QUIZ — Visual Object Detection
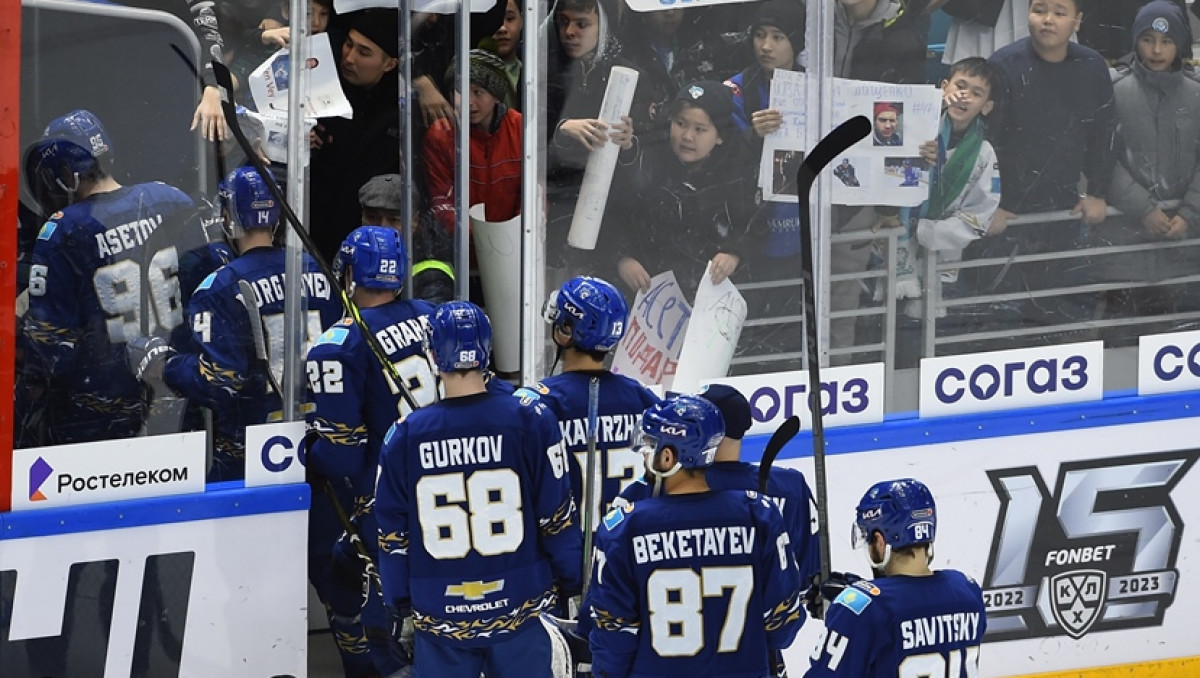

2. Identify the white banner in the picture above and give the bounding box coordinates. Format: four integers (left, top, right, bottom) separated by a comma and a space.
568, 66, 639, 250
778, 417, 1200, 676
611, 271, 691, 387
470, 204, 522, 374
624, 0, 759, 11
0, 504, 308, 677
11, 432, 205, 511
919, 341, 1104, 418
244, 421, 308, 487
1138, 329, 1200, 396
335, 0, 496, 13
702, 363, 885, 436
671, 263, 747, 394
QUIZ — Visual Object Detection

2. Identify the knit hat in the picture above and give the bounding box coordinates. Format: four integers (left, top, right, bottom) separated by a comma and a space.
343, 9, 399, 59
669, 80, 735, 136
875, 102, 899, 117
358, 174, 404, 213
698, 384, 751, 440
752, 0, 805, 51
1132, 0, 1190, 58
446, 46, 513, 103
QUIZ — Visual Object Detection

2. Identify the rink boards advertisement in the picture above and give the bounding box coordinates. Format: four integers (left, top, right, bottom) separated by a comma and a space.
772, 412, 1200, 677
0, 484, 309, 678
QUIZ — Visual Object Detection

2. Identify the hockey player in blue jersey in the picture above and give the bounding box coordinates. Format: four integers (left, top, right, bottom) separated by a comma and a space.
586, 395, 805, 678
804, 478, 986, 678
376, 301, 582, 678
619, 384, 821, 585
20, 109, 203, 444
143, 166, 342, 480
537, 276, 661, 529
305, 225, 435, 676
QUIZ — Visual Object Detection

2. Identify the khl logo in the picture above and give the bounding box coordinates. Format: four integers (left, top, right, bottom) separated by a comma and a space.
29, 457, 53, 501
980, 450, 1196, 641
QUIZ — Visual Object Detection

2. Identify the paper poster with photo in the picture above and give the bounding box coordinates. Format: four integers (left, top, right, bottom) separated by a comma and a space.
611, 271, 692, 387
831, 78, 941, 206
249, 34, 352, 120
759, 69, 808, 202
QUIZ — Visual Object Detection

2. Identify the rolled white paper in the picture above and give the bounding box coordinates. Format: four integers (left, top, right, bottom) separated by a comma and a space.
469, 204, 522, 373
670, 262, 748, 394
567, 66, 640, 250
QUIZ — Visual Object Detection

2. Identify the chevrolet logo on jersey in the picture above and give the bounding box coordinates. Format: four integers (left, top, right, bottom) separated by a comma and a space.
445, 579, 505, 601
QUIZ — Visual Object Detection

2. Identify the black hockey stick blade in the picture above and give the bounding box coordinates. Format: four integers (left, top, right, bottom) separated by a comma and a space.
758, 415, 801, 494
238, 279, 284, 397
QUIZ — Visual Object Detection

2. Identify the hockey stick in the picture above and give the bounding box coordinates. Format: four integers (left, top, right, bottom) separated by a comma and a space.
240, 279, 386, 597
209, 60, 422, 415
580, 376, 600, 598
757, 414, 801, 496
796, 116, 872, 590
757, 413, 800, 678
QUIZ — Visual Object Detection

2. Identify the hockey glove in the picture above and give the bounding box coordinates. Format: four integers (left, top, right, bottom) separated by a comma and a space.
388, 602, 415, 662
804, 571, 863, 620
126, 336, 176, 389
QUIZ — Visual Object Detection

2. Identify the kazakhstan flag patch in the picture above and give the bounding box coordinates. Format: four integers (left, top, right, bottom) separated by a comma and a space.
602, 506, 625, 531
834, 587, 872, 615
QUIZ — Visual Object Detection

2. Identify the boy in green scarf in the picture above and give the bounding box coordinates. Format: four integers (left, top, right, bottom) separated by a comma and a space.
906, 56, 1002, 313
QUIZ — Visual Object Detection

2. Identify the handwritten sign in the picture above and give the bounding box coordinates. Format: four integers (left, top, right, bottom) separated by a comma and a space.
672, 263, 747, 394
611, 271, 691, 387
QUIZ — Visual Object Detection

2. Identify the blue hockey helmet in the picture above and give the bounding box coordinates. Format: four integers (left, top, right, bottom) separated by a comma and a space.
335, 225, 406, 291
636, 395, 724, 471
24, 109, 115, 214
544, 276, 628, 352
427, 301, 492, 373
218, 166, 279, 239
853, 478, 937, 566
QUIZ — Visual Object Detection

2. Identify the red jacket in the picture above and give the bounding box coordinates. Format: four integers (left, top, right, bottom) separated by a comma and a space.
423, 106, 523, 239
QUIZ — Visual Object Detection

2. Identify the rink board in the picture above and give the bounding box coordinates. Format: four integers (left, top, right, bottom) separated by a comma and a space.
0, 482, 310, 678
743, 389, 1200, 677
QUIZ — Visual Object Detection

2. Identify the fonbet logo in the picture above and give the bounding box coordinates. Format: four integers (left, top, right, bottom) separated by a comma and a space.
29, 457, 53, 501
981, 450, 1196, 641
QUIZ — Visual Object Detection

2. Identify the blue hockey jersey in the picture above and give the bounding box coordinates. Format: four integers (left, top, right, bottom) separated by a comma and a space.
537, 370, 661, 524
164, 246, 341, 480
619, 462, 820, 583
587, 490, 804, 678
21, 182, 199, 443
375, 390, 583, 647
306, 299, 436, 526
804, 571, 986, 678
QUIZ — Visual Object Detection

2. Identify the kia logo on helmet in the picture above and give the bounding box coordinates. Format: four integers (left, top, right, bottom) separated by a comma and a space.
563, 301, 586, 319
661, 425, 688, 437
861, 507, 882, 520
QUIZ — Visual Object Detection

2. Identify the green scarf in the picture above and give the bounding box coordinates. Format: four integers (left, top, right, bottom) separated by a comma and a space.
923, 114, 984, 220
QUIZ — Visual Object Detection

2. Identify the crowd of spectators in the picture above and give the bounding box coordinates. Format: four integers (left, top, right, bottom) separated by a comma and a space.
19, 0, 1200, 452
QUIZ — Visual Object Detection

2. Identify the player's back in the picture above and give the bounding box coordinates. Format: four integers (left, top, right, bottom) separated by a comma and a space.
806, 570, 986, 678
590, 490, 803, 678
306, 299, 435, 496
537, 370, 660, 518
23, 182, 195, 442
391, 391, 576, 646
707, 461, 821, 583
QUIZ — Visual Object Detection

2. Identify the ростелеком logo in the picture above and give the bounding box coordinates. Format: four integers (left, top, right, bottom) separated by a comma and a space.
30, 457, 53, 501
